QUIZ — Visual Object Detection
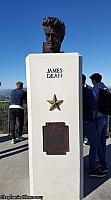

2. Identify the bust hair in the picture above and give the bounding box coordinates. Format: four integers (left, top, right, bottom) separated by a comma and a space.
42, 16, 65, 41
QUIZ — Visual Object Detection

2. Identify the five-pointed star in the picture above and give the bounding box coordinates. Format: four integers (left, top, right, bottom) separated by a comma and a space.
47, 94, 64, 111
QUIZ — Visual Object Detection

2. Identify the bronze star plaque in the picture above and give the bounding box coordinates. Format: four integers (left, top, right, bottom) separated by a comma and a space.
47, 94, 63, 111
43, 122, 69, 155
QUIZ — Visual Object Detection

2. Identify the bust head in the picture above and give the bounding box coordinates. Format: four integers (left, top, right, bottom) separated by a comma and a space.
42, 17, 65, 53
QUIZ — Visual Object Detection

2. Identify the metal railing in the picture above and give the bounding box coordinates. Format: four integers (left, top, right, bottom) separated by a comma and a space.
0, 101, 28, 134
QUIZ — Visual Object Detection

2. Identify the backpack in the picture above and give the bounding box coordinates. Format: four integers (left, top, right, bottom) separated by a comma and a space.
97, 88, 111, 115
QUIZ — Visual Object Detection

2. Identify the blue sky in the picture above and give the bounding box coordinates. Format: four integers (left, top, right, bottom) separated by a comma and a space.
0, 0, 111, 88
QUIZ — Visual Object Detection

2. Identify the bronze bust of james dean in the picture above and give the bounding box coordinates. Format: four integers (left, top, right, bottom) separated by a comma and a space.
42, 17, 65, 53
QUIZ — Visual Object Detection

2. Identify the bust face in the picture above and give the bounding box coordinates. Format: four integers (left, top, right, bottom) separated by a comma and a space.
44, 26, 61, 52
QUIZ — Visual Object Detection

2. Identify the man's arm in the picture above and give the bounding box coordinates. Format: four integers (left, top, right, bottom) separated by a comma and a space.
88, 89, 97, 110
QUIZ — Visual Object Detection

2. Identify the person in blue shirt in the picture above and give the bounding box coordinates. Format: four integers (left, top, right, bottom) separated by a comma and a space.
9, 81, 27, 144
90, 73, 108, 173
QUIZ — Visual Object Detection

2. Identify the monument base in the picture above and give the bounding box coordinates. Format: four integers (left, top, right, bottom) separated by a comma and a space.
26, 52, 83, 200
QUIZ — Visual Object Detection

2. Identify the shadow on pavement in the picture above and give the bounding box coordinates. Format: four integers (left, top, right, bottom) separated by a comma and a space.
0, 143, 28, 159
0, 135, 11, 143
84, 143, 111, 198
0, 135, 28, 143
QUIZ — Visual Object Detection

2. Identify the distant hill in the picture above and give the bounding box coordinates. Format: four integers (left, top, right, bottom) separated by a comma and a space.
108, 87, 111, 92
0, 89, 12, 100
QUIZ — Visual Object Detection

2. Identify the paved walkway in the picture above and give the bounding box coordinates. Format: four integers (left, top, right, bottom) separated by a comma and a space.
0, 134, 111, 199
0, 134, 29, 197
84, 137, 111, 200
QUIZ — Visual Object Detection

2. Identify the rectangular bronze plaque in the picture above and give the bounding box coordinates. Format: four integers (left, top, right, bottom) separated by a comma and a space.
43, 122, 69, 155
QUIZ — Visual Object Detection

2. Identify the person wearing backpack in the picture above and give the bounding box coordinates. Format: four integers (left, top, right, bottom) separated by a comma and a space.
90, 73, 108, 173
83, 74, 105, 177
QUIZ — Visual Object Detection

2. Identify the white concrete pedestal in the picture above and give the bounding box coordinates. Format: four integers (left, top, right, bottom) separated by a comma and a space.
26, 53, 83, 200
